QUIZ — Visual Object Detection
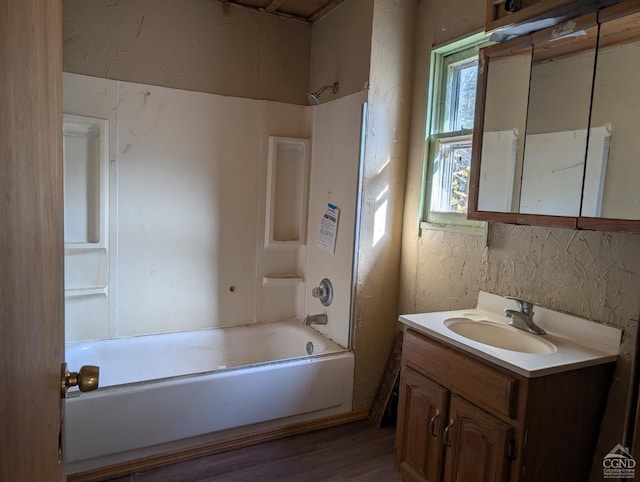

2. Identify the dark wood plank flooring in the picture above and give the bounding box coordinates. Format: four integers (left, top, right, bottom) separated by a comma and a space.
109, 420, 400, 482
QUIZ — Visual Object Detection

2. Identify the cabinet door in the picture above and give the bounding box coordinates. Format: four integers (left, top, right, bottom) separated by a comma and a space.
443, 396, 513, 482
395, 367, 448, 481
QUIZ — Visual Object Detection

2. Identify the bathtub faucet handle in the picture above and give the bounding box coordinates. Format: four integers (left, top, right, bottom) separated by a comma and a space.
312, 278, 333, 306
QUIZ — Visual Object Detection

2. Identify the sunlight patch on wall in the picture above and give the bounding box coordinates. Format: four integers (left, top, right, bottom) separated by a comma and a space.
373, 198, 388, 247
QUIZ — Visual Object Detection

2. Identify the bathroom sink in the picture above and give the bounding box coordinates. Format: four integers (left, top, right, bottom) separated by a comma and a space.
399, 291, 622, 377
444, 317, 556, 354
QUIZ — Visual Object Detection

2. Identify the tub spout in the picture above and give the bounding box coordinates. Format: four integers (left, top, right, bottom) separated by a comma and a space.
304, 314, 328, 326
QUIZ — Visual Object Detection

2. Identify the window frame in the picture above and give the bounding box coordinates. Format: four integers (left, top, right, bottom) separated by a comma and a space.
420, 32, 491, 238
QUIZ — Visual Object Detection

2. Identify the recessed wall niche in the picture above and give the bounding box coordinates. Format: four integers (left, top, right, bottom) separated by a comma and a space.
265, 136, 311, 245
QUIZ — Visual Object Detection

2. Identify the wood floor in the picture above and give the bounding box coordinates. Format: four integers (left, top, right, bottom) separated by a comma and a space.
108, 420, 400, 481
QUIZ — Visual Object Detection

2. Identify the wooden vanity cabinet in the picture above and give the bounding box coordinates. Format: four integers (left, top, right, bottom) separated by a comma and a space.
395, 328, 615, 482
396, 367, 448, 481
443, 395, 513, 482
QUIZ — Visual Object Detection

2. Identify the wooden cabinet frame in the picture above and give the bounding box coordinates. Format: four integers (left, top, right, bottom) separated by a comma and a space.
470, 2, 640, 233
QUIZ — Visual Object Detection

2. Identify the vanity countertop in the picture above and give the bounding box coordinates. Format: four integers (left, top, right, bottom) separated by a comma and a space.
399, 291, 622, 378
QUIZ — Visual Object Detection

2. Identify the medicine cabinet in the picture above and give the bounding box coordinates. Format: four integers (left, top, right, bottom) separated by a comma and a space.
469, 1, 640, 232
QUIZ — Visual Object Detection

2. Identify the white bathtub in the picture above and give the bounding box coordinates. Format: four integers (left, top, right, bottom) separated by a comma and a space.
65, 319, 354, 474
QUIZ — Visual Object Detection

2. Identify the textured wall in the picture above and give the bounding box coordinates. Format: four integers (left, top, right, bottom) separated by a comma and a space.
309, 0, 373, 103
400, 0, 640, 477
486, 224, 640, 478
63, 0, 311, 104
399, 0, 485, 317
352, 0, 417, 411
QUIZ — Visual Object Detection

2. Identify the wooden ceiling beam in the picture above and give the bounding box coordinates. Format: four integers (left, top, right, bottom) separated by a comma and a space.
221, 0, 343, 22
265, 0, 286, 13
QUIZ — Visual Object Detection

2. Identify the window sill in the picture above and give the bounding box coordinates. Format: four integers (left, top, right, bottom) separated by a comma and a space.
420, 219, 488, 242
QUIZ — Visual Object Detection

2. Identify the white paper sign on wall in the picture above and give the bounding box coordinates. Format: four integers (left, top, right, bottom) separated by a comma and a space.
317, 203, 340, 254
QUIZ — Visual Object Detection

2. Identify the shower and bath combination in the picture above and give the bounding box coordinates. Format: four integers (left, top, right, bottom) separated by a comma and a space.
306, 82, 339, 105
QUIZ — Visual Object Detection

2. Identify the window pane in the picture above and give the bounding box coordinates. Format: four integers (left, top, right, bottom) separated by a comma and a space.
422, 33, 489, 234
445, 59, 478, 132
430, 137, 473, 213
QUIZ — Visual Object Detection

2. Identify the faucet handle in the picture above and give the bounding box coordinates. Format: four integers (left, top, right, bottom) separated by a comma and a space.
505, 296, 534, 315
312, 278, 333, 306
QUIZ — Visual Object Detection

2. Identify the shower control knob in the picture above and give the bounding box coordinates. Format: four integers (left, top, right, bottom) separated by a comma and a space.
61, 363, 100, 398
312, 278, 333, 306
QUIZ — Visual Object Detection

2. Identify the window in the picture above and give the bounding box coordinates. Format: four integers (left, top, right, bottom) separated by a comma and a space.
422, 33, 490, 237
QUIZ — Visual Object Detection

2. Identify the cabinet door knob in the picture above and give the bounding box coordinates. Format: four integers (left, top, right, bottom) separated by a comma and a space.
429, 409, 441, 438
443, 418, 455, 448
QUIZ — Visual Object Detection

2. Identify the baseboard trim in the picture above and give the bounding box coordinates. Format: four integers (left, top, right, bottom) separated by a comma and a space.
67, 410, 369, 482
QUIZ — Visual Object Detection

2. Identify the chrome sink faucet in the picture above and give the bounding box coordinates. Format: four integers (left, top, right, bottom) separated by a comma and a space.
304, 314, 328, 326
504, 296, 546, 335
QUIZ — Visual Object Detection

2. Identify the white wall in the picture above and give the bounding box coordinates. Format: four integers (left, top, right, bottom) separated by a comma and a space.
63, 72, 360, 347
63, 74, 118, 340
63, 72, 317, 340
115, 81, 264, 336
305, 91, 368, 348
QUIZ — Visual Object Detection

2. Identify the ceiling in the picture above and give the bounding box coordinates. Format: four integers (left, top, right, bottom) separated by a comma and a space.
221, 0, 345, 22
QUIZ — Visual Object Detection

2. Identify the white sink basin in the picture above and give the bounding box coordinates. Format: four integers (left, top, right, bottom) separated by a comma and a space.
444, 317, 557, 354
399, 291, 622, 377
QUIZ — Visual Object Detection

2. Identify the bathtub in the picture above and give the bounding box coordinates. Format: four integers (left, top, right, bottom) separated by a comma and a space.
65, 319, 354, 474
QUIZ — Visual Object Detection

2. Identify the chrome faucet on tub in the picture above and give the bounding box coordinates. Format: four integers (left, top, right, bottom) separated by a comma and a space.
504, 296, 546, 335
304, 314, 328, 326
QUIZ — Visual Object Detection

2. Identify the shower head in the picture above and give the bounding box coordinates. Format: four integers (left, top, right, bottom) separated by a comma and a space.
306, 82, 339, 105
307, 93, 321, 105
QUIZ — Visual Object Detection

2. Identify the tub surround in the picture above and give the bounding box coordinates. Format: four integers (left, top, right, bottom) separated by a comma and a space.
400, 291, 622, 378
61, 0, 412, 454
62, 70, 364, 475
63, 72, 309, 341
63, 72, 360, 349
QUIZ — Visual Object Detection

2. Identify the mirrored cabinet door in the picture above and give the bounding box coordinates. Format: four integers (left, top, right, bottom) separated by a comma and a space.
475, 39, 532, 214
581, 7, 640, 222
519, 14, 599, 218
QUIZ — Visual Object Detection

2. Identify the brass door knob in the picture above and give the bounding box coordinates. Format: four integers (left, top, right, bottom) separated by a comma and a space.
61, 363, 99, 398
